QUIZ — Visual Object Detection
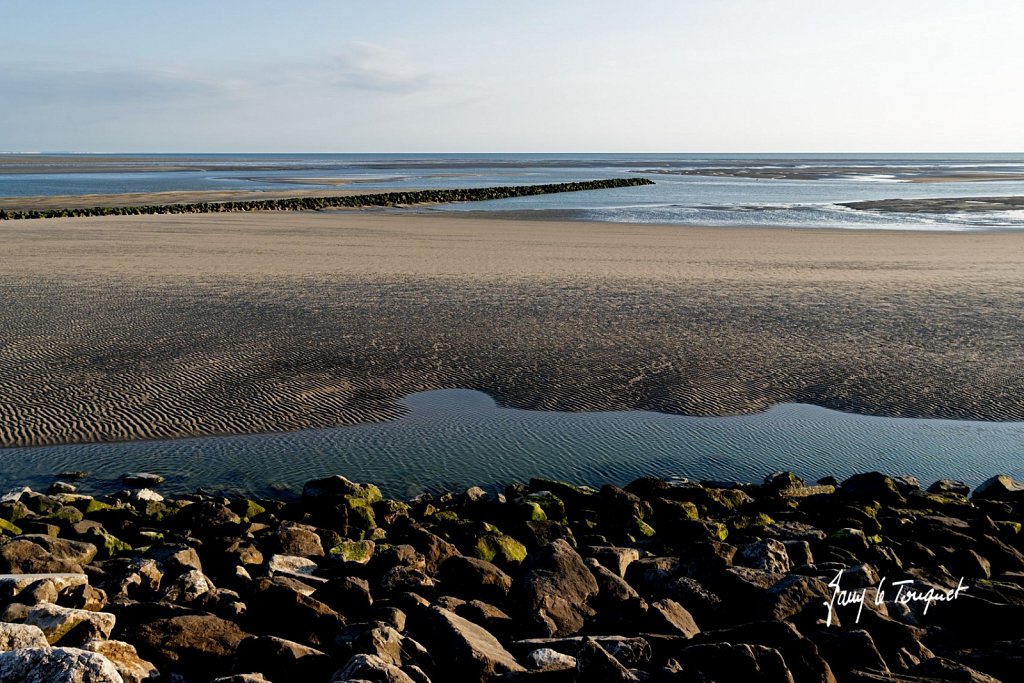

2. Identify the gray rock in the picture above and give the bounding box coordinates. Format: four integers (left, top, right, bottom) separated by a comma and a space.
268, 554, 326, 584
0, 536, 97, 574
122, 473, 165, 488
438, 555, 513, 603
11, 579, 58, 606
973, 474, 1024, 501
737, 539, 792, 574
162, 569, 215, 604
927, 479, 970, 496
584, 546, 640, 578
24, 603, 116, 645
345, 626, 404, 667
0, 623, 49, 651
422, 606, 524, 681
0, 646, 124, 683
133, 614, 249, 679
0, 573, 88, 597
782, 541, 814, 567
648, 599, 701, 637
403, 527, 461, 575
525, 647, 576, 671
330, 653, 415, 683
511, 637, 652, 666
765, 575, 832, 622
511, 540, 598, 637
275, 522, 325, 558
210, 676, 272, 683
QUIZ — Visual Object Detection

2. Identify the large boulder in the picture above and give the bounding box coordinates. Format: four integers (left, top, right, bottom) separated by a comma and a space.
24, 603, 116, 645
0, 647, 124, 683
972, 475, 1024, 502
0, 537, 96, 573
236, 635, 334, 682
274, 522, 325, 558
419, 606, 524, 682
132, 614, 249, 679
439, 555, 513, 603
510, 540, 598, 637
246, 578, 345, 647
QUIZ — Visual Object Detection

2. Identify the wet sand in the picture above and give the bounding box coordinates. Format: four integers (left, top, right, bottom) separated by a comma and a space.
1, 211, 1023, 447
842, 196, 1024, 213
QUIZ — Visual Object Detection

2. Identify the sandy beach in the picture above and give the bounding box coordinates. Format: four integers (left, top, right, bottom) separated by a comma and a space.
2, 210, 1023, 447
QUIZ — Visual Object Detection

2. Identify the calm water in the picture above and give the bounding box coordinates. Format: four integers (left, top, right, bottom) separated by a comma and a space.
3, 153, 1024, 230
2, 390, 1021, 499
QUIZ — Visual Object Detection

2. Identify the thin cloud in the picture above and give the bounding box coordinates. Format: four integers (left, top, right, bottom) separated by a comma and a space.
1, 62, 239, 104
328, 43, 439, 94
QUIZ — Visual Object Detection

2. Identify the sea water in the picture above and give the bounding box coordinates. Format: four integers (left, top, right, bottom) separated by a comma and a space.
3, 153, 1024, 230
2, 389, 1022, 499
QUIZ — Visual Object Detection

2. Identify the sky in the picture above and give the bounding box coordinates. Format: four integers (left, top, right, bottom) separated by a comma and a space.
2, 1, 1022, 153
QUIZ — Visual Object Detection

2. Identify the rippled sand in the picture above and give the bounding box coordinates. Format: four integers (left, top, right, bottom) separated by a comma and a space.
1, 211, 1022, 447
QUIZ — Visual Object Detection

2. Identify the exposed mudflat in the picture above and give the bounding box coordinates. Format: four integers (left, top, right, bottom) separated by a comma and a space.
1, 212, 1023, 447
841, 195, 1024, 213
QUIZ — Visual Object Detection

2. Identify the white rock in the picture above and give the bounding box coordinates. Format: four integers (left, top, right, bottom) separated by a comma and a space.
162, 569, 214, 604
0, 623, 49, 652
267, 554, 326, 585
0, 646, 124, 682
526, 647, 577, 670
127, 489, 164, 503
0, 488, 30, 503
0, 573, 88, 596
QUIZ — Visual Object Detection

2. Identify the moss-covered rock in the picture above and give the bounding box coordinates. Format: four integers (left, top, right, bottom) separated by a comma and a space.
996, 520, 1022, 536
0, 518, 23, 535
730, 513, 776, 531
0, 500, 31, 523
230, 499, 267, 521
473, 532, 527, 564
75, 499, 113, 515
329, 539, 375, 564
527, 478, 598, 510
374, 499, 410, 525
524, 491, 566, 520
41, 506, 85, 526
518, 501, 547, 522
631, 517, 656, 538
705, 488, 754, 513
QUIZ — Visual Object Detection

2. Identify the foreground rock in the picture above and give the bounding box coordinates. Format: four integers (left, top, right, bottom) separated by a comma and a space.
0, 646, 123, 682
0, 470, 1020, 681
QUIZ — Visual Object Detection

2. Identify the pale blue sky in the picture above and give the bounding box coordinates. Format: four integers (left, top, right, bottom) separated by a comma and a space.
2, 1, 1021, 152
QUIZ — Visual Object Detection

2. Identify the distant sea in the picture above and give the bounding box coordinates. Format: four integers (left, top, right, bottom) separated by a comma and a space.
3, 153, 1024, 230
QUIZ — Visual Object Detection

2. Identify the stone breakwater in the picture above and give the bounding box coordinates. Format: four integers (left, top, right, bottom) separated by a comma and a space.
1, 471, 1023, 682
0, 178, 654, 220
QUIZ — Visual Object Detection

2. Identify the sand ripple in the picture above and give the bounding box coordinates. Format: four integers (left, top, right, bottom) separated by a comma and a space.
1, 275, 1023, 448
